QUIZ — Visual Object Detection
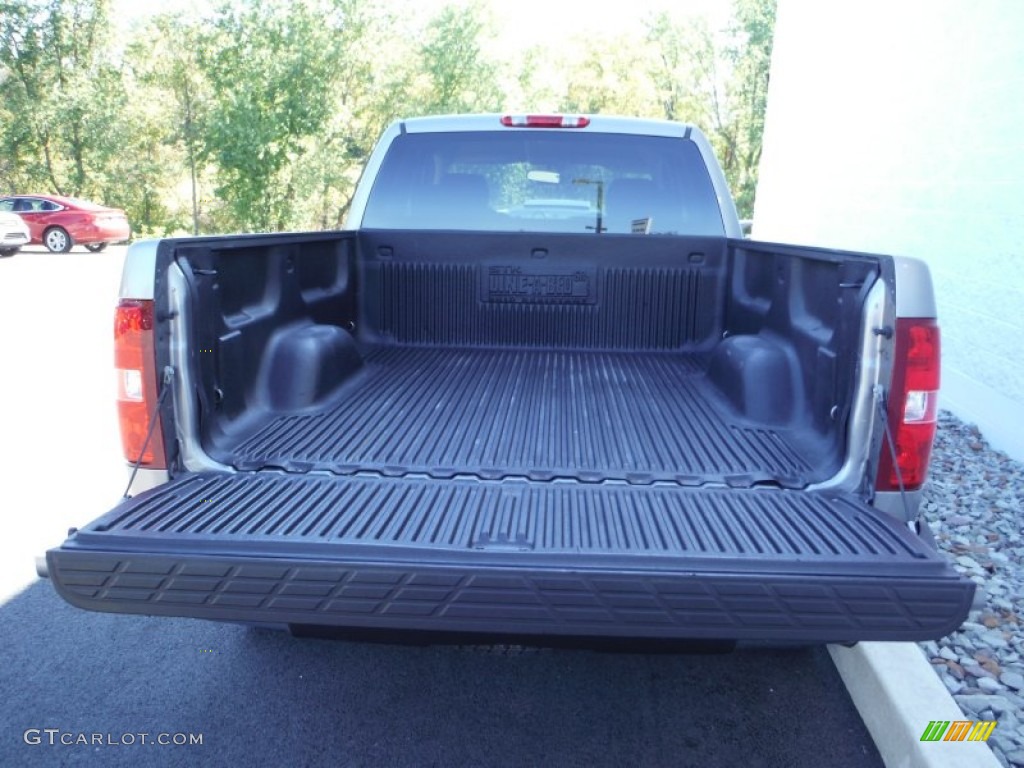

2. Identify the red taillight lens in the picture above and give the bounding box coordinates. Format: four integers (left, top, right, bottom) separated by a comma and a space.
877, 318, 940, 491
500, 114, 590, 128
115, 299, 166, 468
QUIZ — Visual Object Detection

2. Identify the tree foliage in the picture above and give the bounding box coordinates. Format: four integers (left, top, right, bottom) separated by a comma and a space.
723, 0, 777, 217
0, 0, 776, 232
638, 1, 777, 218
197, 0, 350, 232
415, 3, 501, 115
0, 0, 125, 198
124, 13, 211, 234
562, 34, 660, 117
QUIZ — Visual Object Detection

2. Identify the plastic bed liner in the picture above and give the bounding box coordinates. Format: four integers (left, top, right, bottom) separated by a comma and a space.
214, 346, 821, 488
48, 473, 975, 642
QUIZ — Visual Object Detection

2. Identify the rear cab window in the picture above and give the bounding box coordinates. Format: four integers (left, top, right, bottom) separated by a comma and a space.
362, 131, 725, 236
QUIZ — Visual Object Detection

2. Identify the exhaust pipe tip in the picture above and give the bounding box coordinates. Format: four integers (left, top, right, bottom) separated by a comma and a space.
35, 556, 49, 580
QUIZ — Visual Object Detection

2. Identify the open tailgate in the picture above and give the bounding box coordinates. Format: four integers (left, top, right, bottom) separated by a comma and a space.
48, 472, 974, 643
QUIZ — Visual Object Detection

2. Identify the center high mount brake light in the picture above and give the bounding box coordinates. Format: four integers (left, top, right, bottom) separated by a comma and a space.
500, 115, 590, 128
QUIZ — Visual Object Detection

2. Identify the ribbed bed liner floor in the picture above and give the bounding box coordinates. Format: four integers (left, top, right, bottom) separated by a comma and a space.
220, 347, 821, 487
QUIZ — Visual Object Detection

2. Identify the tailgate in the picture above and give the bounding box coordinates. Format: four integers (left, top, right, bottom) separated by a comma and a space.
48, 473, 974, 642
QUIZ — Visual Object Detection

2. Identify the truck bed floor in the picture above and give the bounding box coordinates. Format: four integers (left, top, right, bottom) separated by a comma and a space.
217, 347, 822, 487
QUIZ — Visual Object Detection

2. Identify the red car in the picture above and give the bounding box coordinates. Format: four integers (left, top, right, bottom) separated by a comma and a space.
0, 194, 131, 252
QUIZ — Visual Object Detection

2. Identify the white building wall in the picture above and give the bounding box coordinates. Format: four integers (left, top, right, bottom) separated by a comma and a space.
753, 0, 1024, 460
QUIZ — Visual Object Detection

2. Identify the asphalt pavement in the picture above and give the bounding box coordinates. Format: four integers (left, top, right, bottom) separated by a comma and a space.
0, 245, 884, 767
1, 580, 883, 768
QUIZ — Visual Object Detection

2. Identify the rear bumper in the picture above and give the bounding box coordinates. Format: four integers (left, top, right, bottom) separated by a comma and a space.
1, 231, 29, 247
76, 221, 130, 243
48, 547, 974, 644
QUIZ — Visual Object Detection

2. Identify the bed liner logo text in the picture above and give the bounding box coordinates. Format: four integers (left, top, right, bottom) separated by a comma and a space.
920, 720, 996, 742
485, 266, 595, 304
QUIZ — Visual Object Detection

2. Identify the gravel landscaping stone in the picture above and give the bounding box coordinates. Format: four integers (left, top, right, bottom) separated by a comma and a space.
918, 412, 1024, 767
1004, 672, 1024, 691
981, 677, 1007, 694
992, 732, 1019, 757
943, 676, 964, 695
958, 694, 1015, 715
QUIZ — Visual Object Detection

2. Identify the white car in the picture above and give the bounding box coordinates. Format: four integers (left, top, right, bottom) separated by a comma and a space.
0, 211, 31, 256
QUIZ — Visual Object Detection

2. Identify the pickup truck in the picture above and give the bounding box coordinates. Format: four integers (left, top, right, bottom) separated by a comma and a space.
44, 114, 974, 645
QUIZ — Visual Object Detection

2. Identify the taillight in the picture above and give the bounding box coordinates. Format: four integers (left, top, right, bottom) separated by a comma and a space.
115, 299, 166, 468
876, 318, 940, 491
500, 114, 590, 128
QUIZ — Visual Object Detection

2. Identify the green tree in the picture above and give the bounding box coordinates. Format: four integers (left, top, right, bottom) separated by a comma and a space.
512, 45, 561, 112
123, 13, 212, 234
640, 2, 777, 218
560, 35, 661, 117
289, 0, 402, 229
415, 3, 501, 115
722, 0, 776, 218
644, 12, 715, 124
0, 0, 125, 198
642, 12, 735, 180
198, 0, 349, 232
97, 78, 177, 235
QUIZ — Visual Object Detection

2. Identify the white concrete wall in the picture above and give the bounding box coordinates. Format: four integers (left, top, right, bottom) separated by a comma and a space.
753, 0, 1024, 460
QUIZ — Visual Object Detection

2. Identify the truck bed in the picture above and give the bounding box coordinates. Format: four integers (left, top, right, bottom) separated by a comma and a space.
217, 346, 818, 487
184, 231, 874, 490
44, 231, 975, 644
